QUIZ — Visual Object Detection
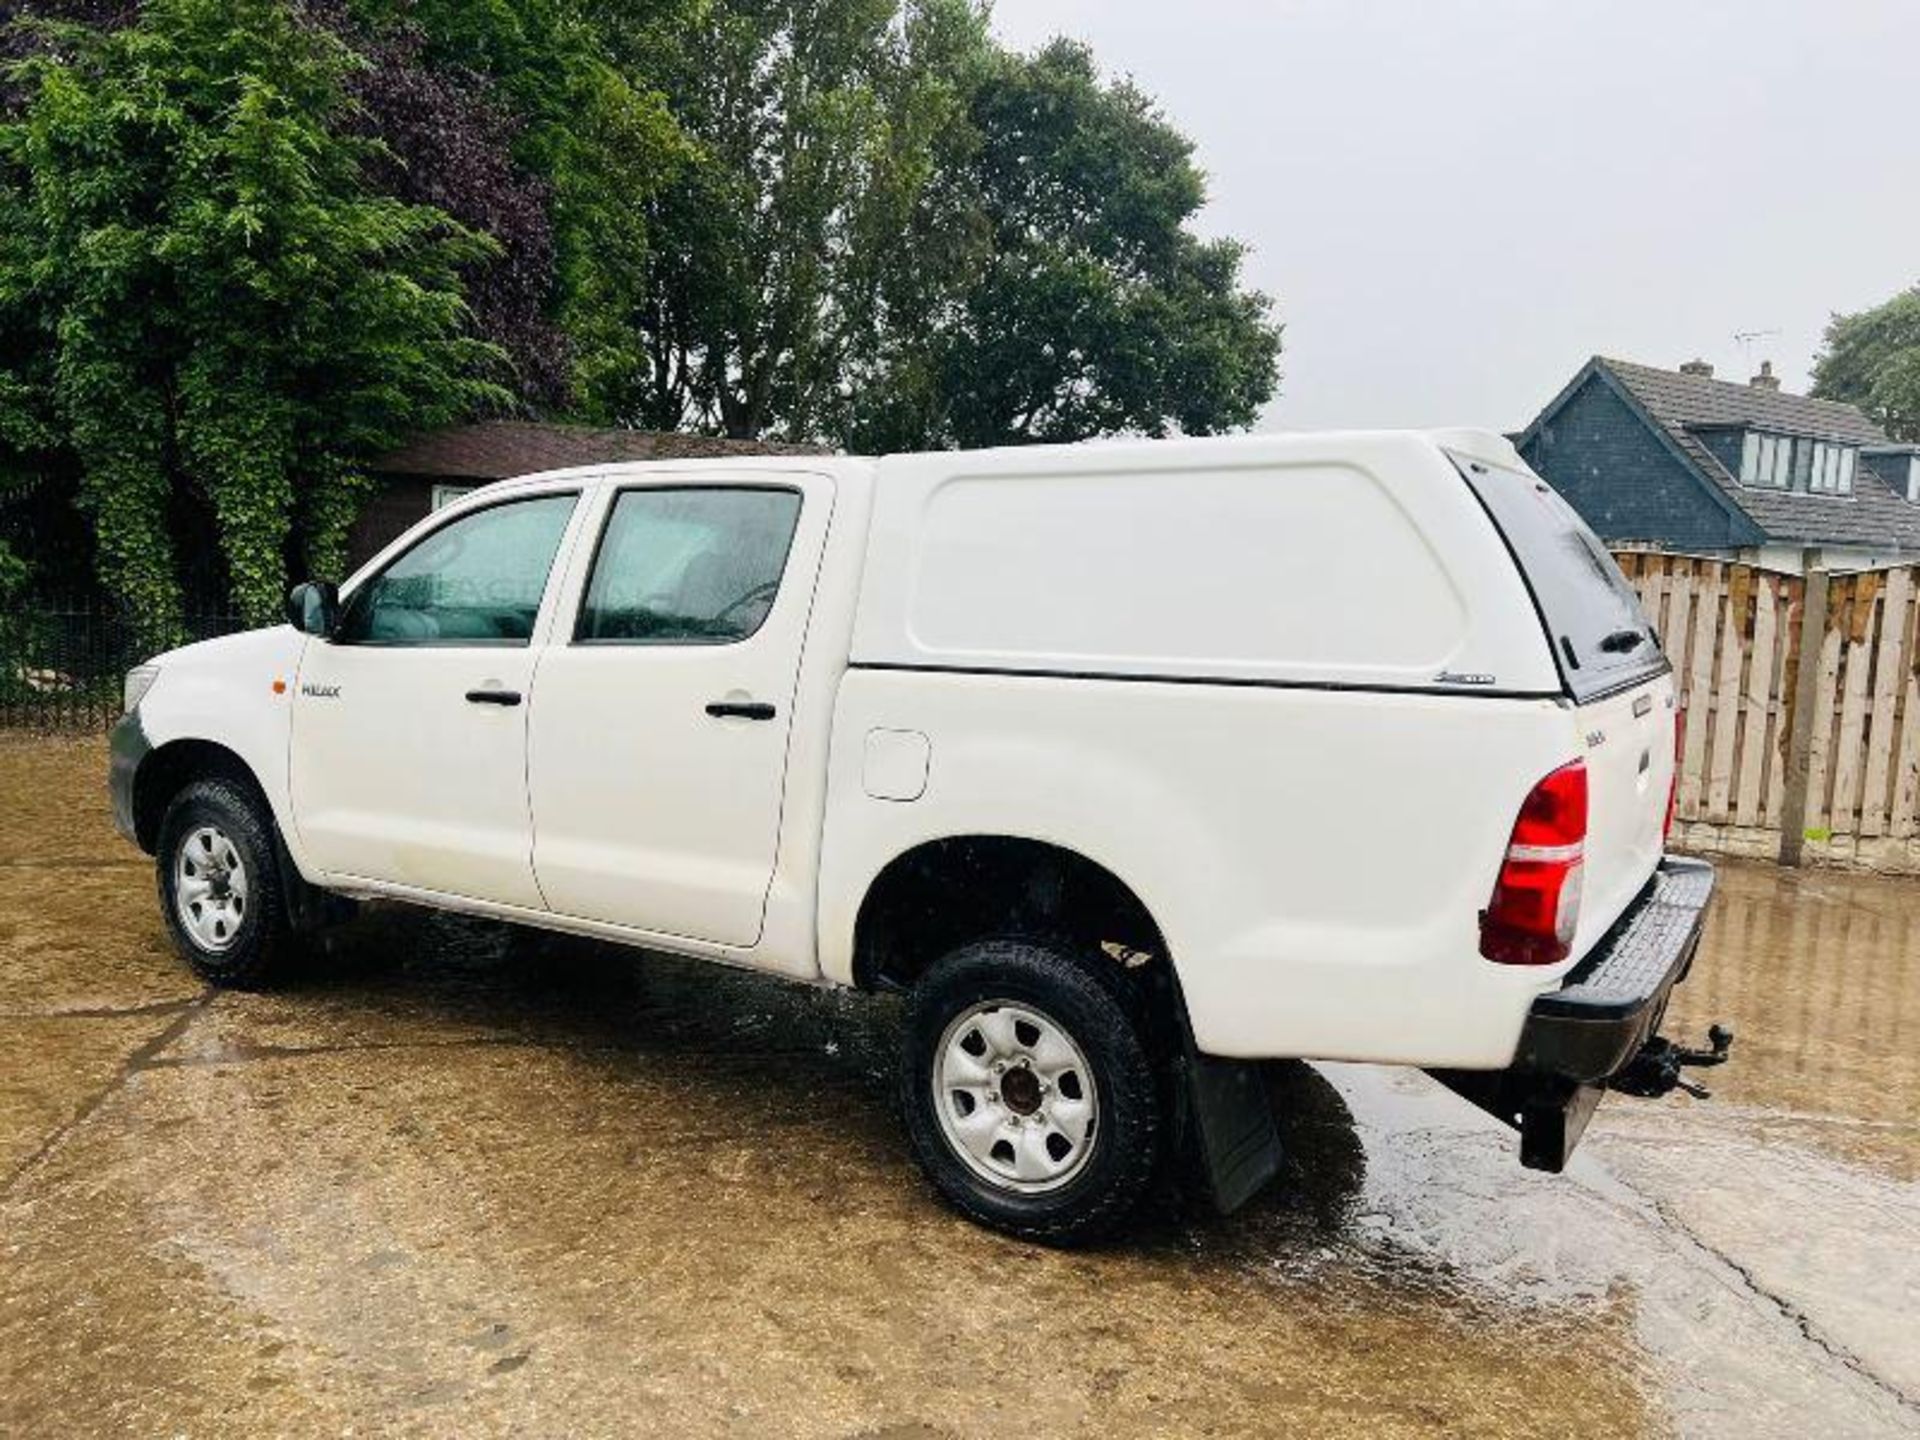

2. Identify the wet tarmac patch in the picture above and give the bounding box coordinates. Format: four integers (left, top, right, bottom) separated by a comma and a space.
1, 736, 1916, 1436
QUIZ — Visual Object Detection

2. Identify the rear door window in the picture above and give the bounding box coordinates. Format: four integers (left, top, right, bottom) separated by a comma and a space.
1455, 457, 1665, 701
575, 487, 803, 645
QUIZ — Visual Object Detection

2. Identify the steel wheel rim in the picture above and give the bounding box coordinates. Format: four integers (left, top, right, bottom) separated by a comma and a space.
173, 823, 248, 954
933, 1000, 1100, 1195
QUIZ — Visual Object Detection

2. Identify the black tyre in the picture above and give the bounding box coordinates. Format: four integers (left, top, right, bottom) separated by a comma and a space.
156, 777, 293, 988
901, 937, 1164, 1245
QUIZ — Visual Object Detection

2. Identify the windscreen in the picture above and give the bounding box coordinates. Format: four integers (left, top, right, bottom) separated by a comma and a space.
1454, 456, 1666, 701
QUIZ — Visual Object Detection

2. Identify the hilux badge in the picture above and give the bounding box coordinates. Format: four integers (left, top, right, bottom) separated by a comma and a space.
300, 683, 341, 699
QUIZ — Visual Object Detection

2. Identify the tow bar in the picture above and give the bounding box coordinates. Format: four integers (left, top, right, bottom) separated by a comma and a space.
1609, 1024, 1735, 1100
1432, 1023, 1736, 1172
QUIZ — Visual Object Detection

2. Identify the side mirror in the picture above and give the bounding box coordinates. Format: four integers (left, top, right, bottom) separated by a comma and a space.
286, 581, 340, 637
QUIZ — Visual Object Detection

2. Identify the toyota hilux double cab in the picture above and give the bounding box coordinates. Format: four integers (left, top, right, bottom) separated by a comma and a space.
110, 430, 1729, 1243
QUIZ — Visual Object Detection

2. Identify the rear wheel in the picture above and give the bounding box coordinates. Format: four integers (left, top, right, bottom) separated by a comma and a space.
156, 778, 292, 987
901, 937, 1163, 1245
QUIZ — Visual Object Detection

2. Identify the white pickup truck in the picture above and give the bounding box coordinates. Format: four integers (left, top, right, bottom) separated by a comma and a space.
110, 430, 1728, 1242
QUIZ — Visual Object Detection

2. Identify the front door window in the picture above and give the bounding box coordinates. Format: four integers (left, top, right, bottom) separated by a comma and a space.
336, 493, 577, 645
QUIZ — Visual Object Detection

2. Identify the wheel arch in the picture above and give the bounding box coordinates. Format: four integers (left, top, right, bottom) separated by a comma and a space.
132, 738, 270, 853
850, 834, 1179, 1004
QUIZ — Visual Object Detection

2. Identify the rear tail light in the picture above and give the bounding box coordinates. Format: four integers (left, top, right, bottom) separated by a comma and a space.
1480, 760, 1588, 966
1664, 707, 1684, 846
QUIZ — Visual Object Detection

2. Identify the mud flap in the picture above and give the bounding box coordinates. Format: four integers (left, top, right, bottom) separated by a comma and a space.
1430, 1069, 1604, 1173
273, 828, 355, 933
1518, 1080, 1604, 1173
1183, 1048, 1283, 1214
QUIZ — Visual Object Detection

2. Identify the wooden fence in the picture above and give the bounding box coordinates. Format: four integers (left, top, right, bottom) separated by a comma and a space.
1615, 553, 1920, 874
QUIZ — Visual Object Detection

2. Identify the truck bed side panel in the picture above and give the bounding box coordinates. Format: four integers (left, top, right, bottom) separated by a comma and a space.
819, 669, 1583, 1069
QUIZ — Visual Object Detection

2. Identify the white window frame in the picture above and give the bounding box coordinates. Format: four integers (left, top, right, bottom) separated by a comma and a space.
430, 483, 477, 511
1740, 431, 1792, 489
1806, 442, 1856, 496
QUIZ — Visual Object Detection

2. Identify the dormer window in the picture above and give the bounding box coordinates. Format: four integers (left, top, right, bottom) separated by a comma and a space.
1874, 450, 1918, 502
1862, 447, 1920, 503
1734, 432, 1857, 494
1739, 431, 1793, 488
1806, 441, 1856, 495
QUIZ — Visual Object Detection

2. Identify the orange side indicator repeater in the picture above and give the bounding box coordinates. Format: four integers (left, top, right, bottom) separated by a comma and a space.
271, 678, 287, 695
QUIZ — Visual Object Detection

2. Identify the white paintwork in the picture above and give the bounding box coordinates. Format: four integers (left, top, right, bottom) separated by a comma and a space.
288, 479, 594, 908
817, 671, 1607, 1065
125, 429, 1672, 1071
1572, 674, 1677, 949
854, 433, 1558, 694
525, 468, 837, 948
290, 645, 545, 908
861, 729, 930, 802
127, 623, 310, 859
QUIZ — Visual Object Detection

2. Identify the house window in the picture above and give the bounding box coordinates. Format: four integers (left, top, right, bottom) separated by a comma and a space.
1739, 431, 1792, 488
1806, 443, 1856, 496
430, 483, 476, 511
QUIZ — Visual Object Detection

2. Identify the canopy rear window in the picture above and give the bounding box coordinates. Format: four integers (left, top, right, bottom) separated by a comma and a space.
1454, 456, 1666, 702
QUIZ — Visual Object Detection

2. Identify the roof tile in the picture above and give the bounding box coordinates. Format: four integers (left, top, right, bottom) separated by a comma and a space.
1598, 358, 1920, 553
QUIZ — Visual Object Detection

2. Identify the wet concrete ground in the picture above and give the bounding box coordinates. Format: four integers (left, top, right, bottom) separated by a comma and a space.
1, 734, 1916, 1438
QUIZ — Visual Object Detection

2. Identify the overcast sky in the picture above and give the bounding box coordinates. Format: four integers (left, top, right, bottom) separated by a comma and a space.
987, 1, 1920, 435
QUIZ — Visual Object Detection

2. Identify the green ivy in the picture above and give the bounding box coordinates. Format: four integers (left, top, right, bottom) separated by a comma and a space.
0, 0, 506, 644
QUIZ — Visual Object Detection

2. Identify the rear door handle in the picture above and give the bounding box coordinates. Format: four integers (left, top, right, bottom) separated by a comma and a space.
465, 689, 522, 707
705, 701, 776, 721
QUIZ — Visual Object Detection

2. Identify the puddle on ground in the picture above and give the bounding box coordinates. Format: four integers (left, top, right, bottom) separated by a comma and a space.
2, 737, 1916, 1435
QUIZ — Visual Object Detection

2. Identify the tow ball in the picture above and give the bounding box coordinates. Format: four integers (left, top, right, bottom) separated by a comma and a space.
1609, 1024, 1734, 1100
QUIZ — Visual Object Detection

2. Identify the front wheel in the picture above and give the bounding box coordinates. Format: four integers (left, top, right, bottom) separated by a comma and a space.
900, 937, 1164, 1245
156, 778, 293, 987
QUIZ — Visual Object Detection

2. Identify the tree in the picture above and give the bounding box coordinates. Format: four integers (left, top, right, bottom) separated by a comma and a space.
637, 12, 1279, 449
1, 0, 1284, 639
319, 2, 571, 409
348, 0, 695, 421
0, 0, 504, 642
635, 0, 994, 440
1812, 284, 1920, 443
839, 39, 1279, 452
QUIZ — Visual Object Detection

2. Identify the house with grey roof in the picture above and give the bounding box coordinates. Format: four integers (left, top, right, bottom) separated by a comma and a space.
1516, 356, 1920, 571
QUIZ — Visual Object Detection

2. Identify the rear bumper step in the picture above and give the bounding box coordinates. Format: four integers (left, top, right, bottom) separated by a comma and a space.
1518, 856, 1716, 1082
1433, 857, 1732, 1172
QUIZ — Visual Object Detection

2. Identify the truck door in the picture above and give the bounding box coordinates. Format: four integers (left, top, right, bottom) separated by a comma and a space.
289, 488, 584, 907
527, 476, 833, 947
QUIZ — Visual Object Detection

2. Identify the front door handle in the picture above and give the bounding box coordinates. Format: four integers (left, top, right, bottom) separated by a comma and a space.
705, 700, 776, 721
466, 688, 522, 707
